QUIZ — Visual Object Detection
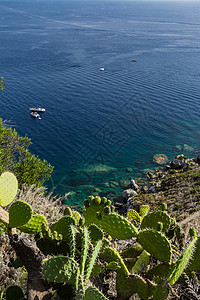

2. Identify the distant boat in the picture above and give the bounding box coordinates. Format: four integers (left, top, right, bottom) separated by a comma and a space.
99, 67, 104, 71
130, 59, 137, 62
30, 112, 41, 119
29, 107, 46, 112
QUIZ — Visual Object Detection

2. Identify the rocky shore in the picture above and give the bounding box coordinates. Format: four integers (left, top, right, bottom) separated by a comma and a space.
117, 154, 200, 235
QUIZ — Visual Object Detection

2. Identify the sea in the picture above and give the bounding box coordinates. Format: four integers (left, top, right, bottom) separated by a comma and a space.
0, 0, 200, 209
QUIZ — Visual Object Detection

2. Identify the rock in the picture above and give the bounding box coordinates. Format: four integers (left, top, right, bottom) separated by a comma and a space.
153, 154, 169, 165
146, 171, 157, 180
174, 145, 182, 151
122, 189, 137, 200
148, 185, 156, 193
110, 181, 119, 187
120, 180, 130, 188
131, 179, 139, 191
77, 164, 116, 174
196, 156, 200, 164
183, 144, 194, 152
142, 186, 149, 194
126, 168, 133, 173
170, 156, 187, 169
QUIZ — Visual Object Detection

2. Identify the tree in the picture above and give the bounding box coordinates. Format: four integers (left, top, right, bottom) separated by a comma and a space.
0, 118, 53, 187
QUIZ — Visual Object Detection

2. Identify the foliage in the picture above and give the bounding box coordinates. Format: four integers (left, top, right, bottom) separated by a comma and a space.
0, 118, 53, 187
1, 173, 200, 299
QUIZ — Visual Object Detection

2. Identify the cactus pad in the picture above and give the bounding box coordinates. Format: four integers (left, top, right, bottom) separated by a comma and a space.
5, 285, 24, 300
140, 205, 150, 217
43, 256, 79, 284
100, 247, 129, 275
50, 216, 75, 237
168, 236, 198, 284
121, 243, 143, 258
9, 200, 32, 228
19, 214, 47, 234
116, 274, 148, 300
132, 250, 150, 274
0, 172, 18, 207
127, 210, 141, 221
88, 224, 104, 241
85, 286, 108, 300
138, 229, 172, 263
141, 210, 171, 232
188, 236, 200, 271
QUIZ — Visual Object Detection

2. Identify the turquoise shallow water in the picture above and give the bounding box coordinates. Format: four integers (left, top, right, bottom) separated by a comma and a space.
0, 1, 200, 208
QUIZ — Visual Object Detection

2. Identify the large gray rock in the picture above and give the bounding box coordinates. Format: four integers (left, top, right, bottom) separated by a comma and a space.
170, 157, 186, 169
122, 188, 137, 200
131, 179, 139, 191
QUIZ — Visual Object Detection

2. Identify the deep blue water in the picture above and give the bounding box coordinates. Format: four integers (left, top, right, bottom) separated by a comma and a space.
0, 1, 200, 208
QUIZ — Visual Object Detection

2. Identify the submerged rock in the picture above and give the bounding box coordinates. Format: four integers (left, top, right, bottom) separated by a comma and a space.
76, 164, 116, 174
153, 154, 168, 165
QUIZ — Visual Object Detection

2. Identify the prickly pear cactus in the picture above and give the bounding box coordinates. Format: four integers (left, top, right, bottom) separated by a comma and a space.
188, 236, 200, 271
5, 285, 24, 300
19, 214, 47, 233
9, 200, 32, 228
85, 286, 108, 300
121, 243, 143, 258
0, 172, 18, 207
168, 236, 198, 284
138, 229, 172, 263
141, 210, 171, 233
116, 274, 149, 300
83, 196, 138, 239
50, 216, 75, 238
139, 205, 149, 217
100, 247, 129, 275
132, 250, 150, 274
127, 209, 141, 221
43, 256, 79, 285
88, 224, 104, 241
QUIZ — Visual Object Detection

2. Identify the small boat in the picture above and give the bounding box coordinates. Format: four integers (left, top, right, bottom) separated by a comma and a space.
29, 107, 46, 112
99, 67, 104, 71
30, 112, 41, 119
130, 59, 137, 62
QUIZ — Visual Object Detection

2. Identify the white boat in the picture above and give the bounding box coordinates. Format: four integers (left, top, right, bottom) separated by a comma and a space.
29, 107, 46, 112
30, 112, 41, 119
99, 67, 104, 71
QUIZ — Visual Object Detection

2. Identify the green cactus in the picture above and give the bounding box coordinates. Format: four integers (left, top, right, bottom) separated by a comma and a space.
138, 229, 172, 263
140, 205, 150, 217
88, 224, 104, 242
5, 285, 24, 300
0, 172, 18, 207
85, 286, 108, 300
18, 214, 47, 234
168, 236, 198, 284
83, 196, 138, 239
43, 256, 79, 285
116, 274, 149, 300
9, 200, 32, 228
85, 239, 102, 283
50, 216, 75, 238
121, 242, 143, 258
141, 210, 171, 233
100, 246, 129, 275
127, 209, 141, 222
188, 236, 200, 271
132, 250, 150, 274
80, 227, 90, 277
